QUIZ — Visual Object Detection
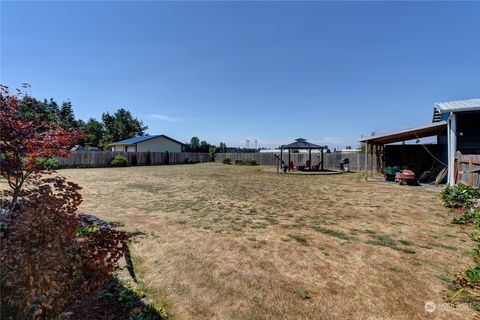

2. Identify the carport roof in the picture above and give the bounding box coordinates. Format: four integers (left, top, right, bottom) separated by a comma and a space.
359, 121, 447, 145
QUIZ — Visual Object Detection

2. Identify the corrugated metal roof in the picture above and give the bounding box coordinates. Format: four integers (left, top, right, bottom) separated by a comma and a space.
359, 121, 447, 145
110, 135, 184, 146
434, 98, 480, 113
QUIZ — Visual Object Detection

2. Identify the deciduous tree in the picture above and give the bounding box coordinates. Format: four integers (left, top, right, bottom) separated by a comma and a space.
0, 85, 80, 211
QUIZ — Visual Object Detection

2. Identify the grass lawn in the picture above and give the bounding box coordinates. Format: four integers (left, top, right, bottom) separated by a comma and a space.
62, 163, 475, 319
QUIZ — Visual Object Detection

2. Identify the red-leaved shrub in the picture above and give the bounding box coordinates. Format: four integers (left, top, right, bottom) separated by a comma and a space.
0, 85, 128, 319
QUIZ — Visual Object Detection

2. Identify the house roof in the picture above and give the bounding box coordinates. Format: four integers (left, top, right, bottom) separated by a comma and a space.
434, 98, 480, 114
359, 121, 447, 145
110, 135, 184, 146
280, 138, 327, 150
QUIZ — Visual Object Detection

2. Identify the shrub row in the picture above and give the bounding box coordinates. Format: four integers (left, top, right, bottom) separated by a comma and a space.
234, 159, 258, 166
442, 184, 480, 309
441, 184, 480, 208
110, 154, 207, 167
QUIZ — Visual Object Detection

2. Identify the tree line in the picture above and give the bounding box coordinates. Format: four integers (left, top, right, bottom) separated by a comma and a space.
19, 94, 226, 152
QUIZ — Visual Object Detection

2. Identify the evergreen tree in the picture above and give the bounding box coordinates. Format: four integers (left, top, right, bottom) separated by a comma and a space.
188, 137, 200, 152
218, 142, 227, 153
84, 118, 105, 148
101, 108, 148, 149
59, 101, 77, 128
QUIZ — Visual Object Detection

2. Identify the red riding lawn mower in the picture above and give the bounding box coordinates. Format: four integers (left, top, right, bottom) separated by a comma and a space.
384, 166, 417, 185
395, 169, 417, 185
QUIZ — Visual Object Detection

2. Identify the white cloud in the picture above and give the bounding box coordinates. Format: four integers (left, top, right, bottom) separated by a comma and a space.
147, 114, 182, 123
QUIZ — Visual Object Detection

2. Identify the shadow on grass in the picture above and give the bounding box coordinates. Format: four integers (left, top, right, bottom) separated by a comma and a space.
66, 275, 165, 320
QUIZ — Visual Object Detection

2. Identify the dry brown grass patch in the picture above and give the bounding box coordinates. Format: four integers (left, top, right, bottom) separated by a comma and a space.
60, 163, 476, 319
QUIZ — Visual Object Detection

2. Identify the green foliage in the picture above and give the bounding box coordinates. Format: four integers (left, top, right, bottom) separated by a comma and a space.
218, 142, 227, 153
314, 226, 355, 241
222, 157, 232, 165
399, 239, 415, 246
17, 95, 83, 129
34, 157, 59, 170
188, 136, 200, 151
452, 207, 480, 226
459, 231, 480, 286
288, 233, 307, 244
450, 204, 480, 300
84, 118, 105, 148
129, 303, 167, 320
367, 235, 397, 249
235, 159, 258, 166
101, 109, 148, 149
76, 224, 98, 237
209, 146, 217, 161
111, 155, 128, 167
464, 265, 480, 285
294, 289, 311, 299
59, 101, 78, 129
80, 161, 93, 168
185, 136, 221, 153
119, 287, 138, 308
184, 158, 197, 164
441, 185, 480, 208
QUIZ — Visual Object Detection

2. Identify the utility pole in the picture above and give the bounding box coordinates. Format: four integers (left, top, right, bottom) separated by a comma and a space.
254, 139, 258, 150
246, 139, 250, 149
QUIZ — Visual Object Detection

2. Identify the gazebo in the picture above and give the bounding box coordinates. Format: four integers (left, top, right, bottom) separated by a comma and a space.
279, 138, 328, 171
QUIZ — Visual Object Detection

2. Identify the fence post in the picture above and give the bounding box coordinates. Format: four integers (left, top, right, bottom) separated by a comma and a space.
454, 151, 461, 185
469, 155, 473, 186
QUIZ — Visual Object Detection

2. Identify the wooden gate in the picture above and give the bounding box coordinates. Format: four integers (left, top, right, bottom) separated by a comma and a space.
455, 151, 480, 188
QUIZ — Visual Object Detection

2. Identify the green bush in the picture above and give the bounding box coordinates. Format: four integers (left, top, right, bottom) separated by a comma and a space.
235, 159, 258, 166
465, 265, 480, 285
209, 146, 217, 162
184, 158, 197, 164
441, 184, 480, 208
80, 162, 93, 168
462, 231, 480, 286
118, 287, 137, 308
222, 157, 232, 165
76, 224, 98, 237
110, 155, 128, 167
453, 207, 480, 226
35, 157, 59, 170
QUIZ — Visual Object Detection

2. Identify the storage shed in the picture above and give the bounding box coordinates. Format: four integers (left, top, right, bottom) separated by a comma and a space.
110, 135, 184, 153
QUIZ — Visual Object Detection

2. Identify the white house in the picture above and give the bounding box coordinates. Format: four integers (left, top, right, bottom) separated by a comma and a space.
110, 135, 184, 152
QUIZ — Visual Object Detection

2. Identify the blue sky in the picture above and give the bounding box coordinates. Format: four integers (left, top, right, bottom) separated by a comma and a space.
1, 1, 479, 148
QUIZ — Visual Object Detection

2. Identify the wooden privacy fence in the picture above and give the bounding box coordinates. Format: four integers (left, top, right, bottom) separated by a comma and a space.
214, 152, 376, 172
58, 151, 378, 172
455, 152, 480, 188
57, 151, 211, 168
